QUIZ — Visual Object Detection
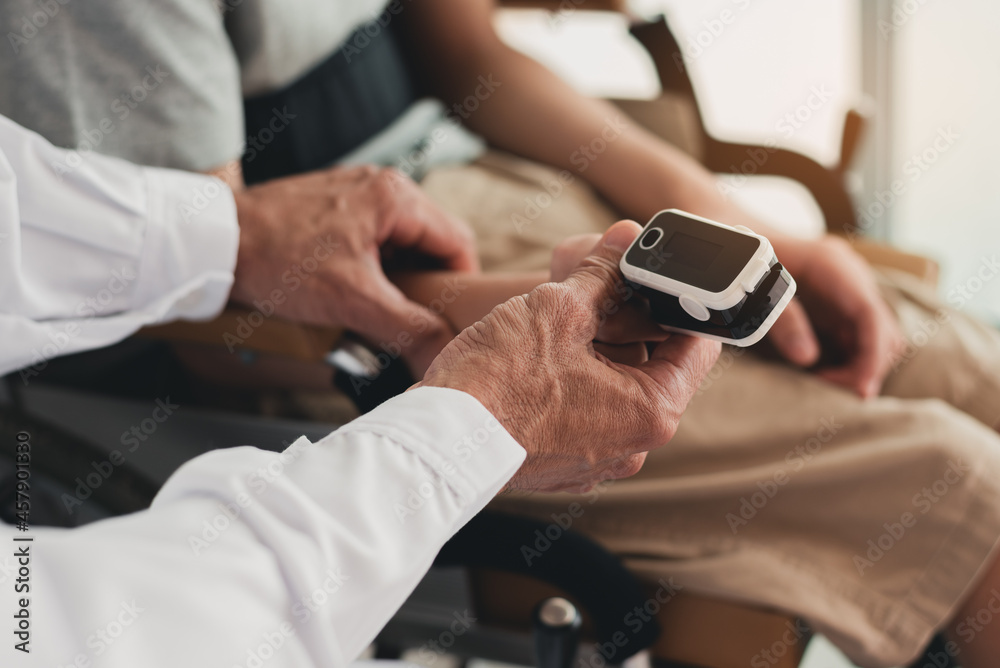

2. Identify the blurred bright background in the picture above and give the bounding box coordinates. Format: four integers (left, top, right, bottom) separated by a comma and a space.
495, 0, 1000, 326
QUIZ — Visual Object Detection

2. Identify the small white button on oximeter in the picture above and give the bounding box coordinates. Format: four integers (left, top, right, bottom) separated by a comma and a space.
678, 294, 711, 322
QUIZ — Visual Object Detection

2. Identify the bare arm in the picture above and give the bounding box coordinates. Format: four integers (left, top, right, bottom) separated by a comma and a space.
392, 270, 547, 332
393, 242, 669, 359
403, 0, 793, 249
403, 0, 904, 397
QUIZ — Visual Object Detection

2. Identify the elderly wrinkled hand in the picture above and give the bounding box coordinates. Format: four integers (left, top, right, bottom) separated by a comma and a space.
418, 221, 721, 493
229, 165, 479, 375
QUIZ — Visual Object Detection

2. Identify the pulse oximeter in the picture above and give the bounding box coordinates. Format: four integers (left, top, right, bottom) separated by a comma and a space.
620, 209, 796, 346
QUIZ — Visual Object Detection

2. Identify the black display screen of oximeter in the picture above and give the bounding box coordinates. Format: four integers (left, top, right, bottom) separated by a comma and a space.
623, 211, 761, 293
662, 232, 723, 270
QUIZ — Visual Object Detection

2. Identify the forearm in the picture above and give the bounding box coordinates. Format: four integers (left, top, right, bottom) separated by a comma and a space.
408, 1, 809, 262
416, 23, 678, 218
0, 115, 239, 378
12, 390, 524, 666
393, 270, 549, 332
599, 143, 817, 272
446, 48, 813, 268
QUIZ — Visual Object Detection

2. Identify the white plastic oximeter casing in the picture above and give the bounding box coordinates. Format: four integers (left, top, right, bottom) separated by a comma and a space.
619, 209, 796, 346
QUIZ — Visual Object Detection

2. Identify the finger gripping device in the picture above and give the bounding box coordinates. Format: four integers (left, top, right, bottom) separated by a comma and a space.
620, 209, 796, 346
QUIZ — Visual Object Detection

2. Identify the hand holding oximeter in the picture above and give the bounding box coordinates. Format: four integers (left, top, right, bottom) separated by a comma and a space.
620, 209, 795, 346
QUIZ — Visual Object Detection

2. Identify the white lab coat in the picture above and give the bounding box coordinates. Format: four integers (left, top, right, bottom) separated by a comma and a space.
0, 116, 525, 666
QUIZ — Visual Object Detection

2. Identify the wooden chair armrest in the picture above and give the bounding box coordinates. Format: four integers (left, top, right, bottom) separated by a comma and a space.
845, 238, 940, 287
137, 308, 343, 364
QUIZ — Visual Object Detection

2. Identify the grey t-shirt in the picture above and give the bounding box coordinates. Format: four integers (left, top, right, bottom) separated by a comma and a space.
0, 0, 390, 171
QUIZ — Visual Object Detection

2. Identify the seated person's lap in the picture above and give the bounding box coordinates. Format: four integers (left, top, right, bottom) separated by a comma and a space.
422, 150, 1000, 667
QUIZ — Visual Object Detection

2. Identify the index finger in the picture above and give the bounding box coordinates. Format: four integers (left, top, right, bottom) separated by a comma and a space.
405, 207, 481, 273
818, 303, 889, 398
636, 334, 721, 401
350, 267, 458, 376
382, 174, 481, 273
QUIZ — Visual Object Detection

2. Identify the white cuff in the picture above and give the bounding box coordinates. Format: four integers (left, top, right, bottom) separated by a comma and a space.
133, 166, 239, 322
341, 387, 526, 525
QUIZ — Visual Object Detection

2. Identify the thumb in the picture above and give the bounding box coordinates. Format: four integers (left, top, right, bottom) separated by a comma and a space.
562, 220, 643, 328
356, 270, 458, 377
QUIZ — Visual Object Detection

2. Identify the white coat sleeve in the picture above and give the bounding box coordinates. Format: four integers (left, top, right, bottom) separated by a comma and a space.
0, 114, 239, 379
2, 387, 525, 667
